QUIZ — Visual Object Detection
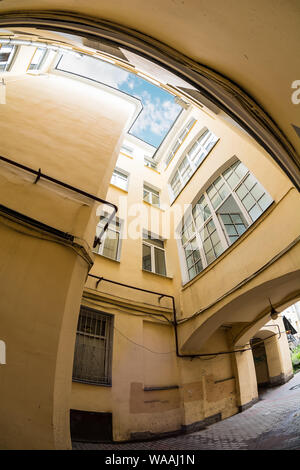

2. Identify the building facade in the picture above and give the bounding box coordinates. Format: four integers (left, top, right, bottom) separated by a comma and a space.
71, 103, 298, 442
0, 24, 299, 449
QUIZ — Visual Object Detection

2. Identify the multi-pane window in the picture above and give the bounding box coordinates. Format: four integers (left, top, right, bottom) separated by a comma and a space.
94, 214, 121, 261
187, 129, 219, 167
217, 194, 248, 245
199, 219, 223, 264
165, 118, 196, 168
235, 173, 273, 222
28, 47, 47, 71
0, 45, 17, 72
219, 212, 247, 245
180, 159, 273, 281
170, 129, 219, 200
143, 184, 160, 207
184, 236, 203, 280
142, 232, 166, 276
72, 306, 113, 385
110, 168, 128, 191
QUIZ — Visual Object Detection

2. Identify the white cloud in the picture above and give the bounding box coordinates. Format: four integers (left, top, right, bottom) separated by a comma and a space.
132, 96, 180, 137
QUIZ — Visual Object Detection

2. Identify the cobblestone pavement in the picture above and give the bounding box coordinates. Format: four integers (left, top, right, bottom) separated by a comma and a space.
73, 373, 300, 450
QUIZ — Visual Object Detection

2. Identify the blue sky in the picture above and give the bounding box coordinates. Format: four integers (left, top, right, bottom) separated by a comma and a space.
57, 53, 182, 148
118, 75, 182, 147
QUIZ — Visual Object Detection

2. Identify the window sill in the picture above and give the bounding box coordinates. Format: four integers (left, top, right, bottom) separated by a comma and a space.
144, 164, 160, 174
142, 268, 173, 280
120, 151, 134, 159
142, 200, 164, 211
93, 252, 120, 263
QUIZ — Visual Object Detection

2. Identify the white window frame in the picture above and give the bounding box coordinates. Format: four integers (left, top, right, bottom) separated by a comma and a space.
143, 183, 160, 207
28, 47, 48, 71
164, 117, 196, 168
0, 44, 18, 72
94, 214, 122, 261
142, 232, 167, 276
110, 168, 129, 191
169, 128, 219, 201
144, 156, 157, 169
120, 144, 134, 156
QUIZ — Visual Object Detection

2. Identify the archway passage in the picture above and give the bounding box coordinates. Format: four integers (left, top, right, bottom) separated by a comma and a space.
250, 321, 294, 391
251, 338, 270, 390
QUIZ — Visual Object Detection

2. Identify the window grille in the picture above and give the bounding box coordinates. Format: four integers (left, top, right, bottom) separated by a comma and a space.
72, 306, 113, 386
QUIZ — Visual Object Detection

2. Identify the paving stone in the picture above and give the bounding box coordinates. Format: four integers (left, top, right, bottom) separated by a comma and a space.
73, 373, 300, 451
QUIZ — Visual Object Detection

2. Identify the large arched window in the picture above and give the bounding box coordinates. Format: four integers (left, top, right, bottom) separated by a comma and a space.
169, 128, 219, 201
180, 159, 273, 281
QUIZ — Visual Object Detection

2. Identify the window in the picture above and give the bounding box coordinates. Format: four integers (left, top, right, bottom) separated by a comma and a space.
217, 195, 247, 245
144, 156, 157, 169
0, 45, 17, 72
110, 168, 128, 191
120, 144, 134, 156
143, 184, 160, 207
72, 306, 113, 385
164, 117, 196, 167
28, 47, 47, 71
170, 129, 219, 200
181, 216, 203, 280
94, 214, 122, 261
180, 160, 273, 281
142, 231, 166, 276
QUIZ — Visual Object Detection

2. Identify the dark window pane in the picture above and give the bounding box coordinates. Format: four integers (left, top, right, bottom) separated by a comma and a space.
142, 244, 152, 271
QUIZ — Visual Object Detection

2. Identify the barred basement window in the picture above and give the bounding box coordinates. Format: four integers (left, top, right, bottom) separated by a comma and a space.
72, 306, 113, 386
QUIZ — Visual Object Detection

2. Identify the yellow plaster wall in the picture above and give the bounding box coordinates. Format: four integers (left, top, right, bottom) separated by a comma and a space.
0, 70, 137, 448
69, 101, 297, 441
